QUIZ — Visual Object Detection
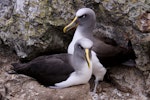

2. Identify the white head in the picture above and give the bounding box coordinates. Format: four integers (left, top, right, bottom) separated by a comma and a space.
76, 8, 96, 25
76, 38, 93, 49
63, 8, 96, 33
73, 38, 93, 69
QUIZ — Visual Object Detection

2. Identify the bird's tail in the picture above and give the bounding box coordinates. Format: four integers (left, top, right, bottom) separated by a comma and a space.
11, 63, 25, 72
7, 63, 21, 74
11, 63, 20, 69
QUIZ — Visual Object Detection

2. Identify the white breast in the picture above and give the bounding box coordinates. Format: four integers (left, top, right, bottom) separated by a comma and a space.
91, 51, 106, 81
54, 62, 93, 88
68, 30, 84, 54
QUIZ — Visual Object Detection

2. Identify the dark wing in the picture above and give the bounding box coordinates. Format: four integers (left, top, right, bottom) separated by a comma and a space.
93, 38, 136, 67
94, 35, 118, 46
11, 54, 74, 86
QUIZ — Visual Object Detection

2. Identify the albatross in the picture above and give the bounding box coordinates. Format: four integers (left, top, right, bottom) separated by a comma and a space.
63, 8, 136, 92
11, 38, 93, 88
63, 8, 136, 67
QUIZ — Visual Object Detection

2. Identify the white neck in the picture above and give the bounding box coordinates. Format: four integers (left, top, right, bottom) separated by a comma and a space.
67, 27, 93, 54
67, 28, 84, 54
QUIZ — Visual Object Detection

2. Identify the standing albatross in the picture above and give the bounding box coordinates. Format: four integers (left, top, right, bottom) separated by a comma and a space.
63, 8, 136, 67
11, 38, 93, 88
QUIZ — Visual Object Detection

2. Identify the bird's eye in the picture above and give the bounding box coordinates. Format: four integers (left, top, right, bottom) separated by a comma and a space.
90, 47, 92, 51
78, 14, 86, 19
78, 45, 84, 50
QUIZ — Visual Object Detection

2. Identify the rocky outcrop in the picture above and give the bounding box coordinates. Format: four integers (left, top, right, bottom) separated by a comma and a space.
0, 0, 150, 65
1, 74, 91, 100
0, 0, 150, 99
0, 0, 82, 60
0, 55, 91, 100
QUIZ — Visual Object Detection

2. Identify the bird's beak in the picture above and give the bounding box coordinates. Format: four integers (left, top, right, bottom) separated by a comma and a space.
63, 16, 78, 33
85, 49, 91, 68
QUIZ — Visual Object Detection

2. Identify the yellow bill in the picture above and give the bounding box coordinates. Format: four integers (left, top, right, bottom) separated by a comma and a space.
63, 17, 78, 33
85, 49, 91, 68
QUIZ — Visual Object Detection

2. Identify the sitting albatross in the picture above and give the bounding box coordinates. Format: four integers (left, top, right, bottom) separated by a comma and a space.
11, 38, 93, 88
63, 8, 136, 67
63, 8, 136, 92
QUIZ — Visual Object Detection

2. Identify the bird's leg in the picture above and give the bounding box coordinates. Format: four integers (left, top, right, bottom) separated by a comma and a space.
89, 80, 99, 100
93, 80, 99, 93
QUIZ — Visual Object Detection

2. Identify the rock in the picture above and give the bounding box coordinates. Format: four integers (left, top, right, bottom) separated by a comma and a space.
107, 65, 148, 99
89, 65, 149, 99
4, 79, 91, 100
109, 65, 144, 93
0, 0, 150, 67
136, 12, 150, 32
0, 0, 150, 99
0, 0, 84, 60
0, 64, 91, 100
97, 82, 147, 100
0, 47, 92, 100
143, 70, 150, 97
0, 49, 92, 100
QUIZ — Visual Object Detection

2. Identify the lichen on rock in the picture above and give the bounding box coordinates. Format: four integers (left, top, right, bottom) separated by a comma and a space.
0, 0, 150, 99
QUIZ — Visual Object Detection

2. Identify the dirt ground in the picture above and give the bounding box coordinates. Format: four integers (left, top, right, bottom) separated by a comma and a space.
0, 53, 148, 100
